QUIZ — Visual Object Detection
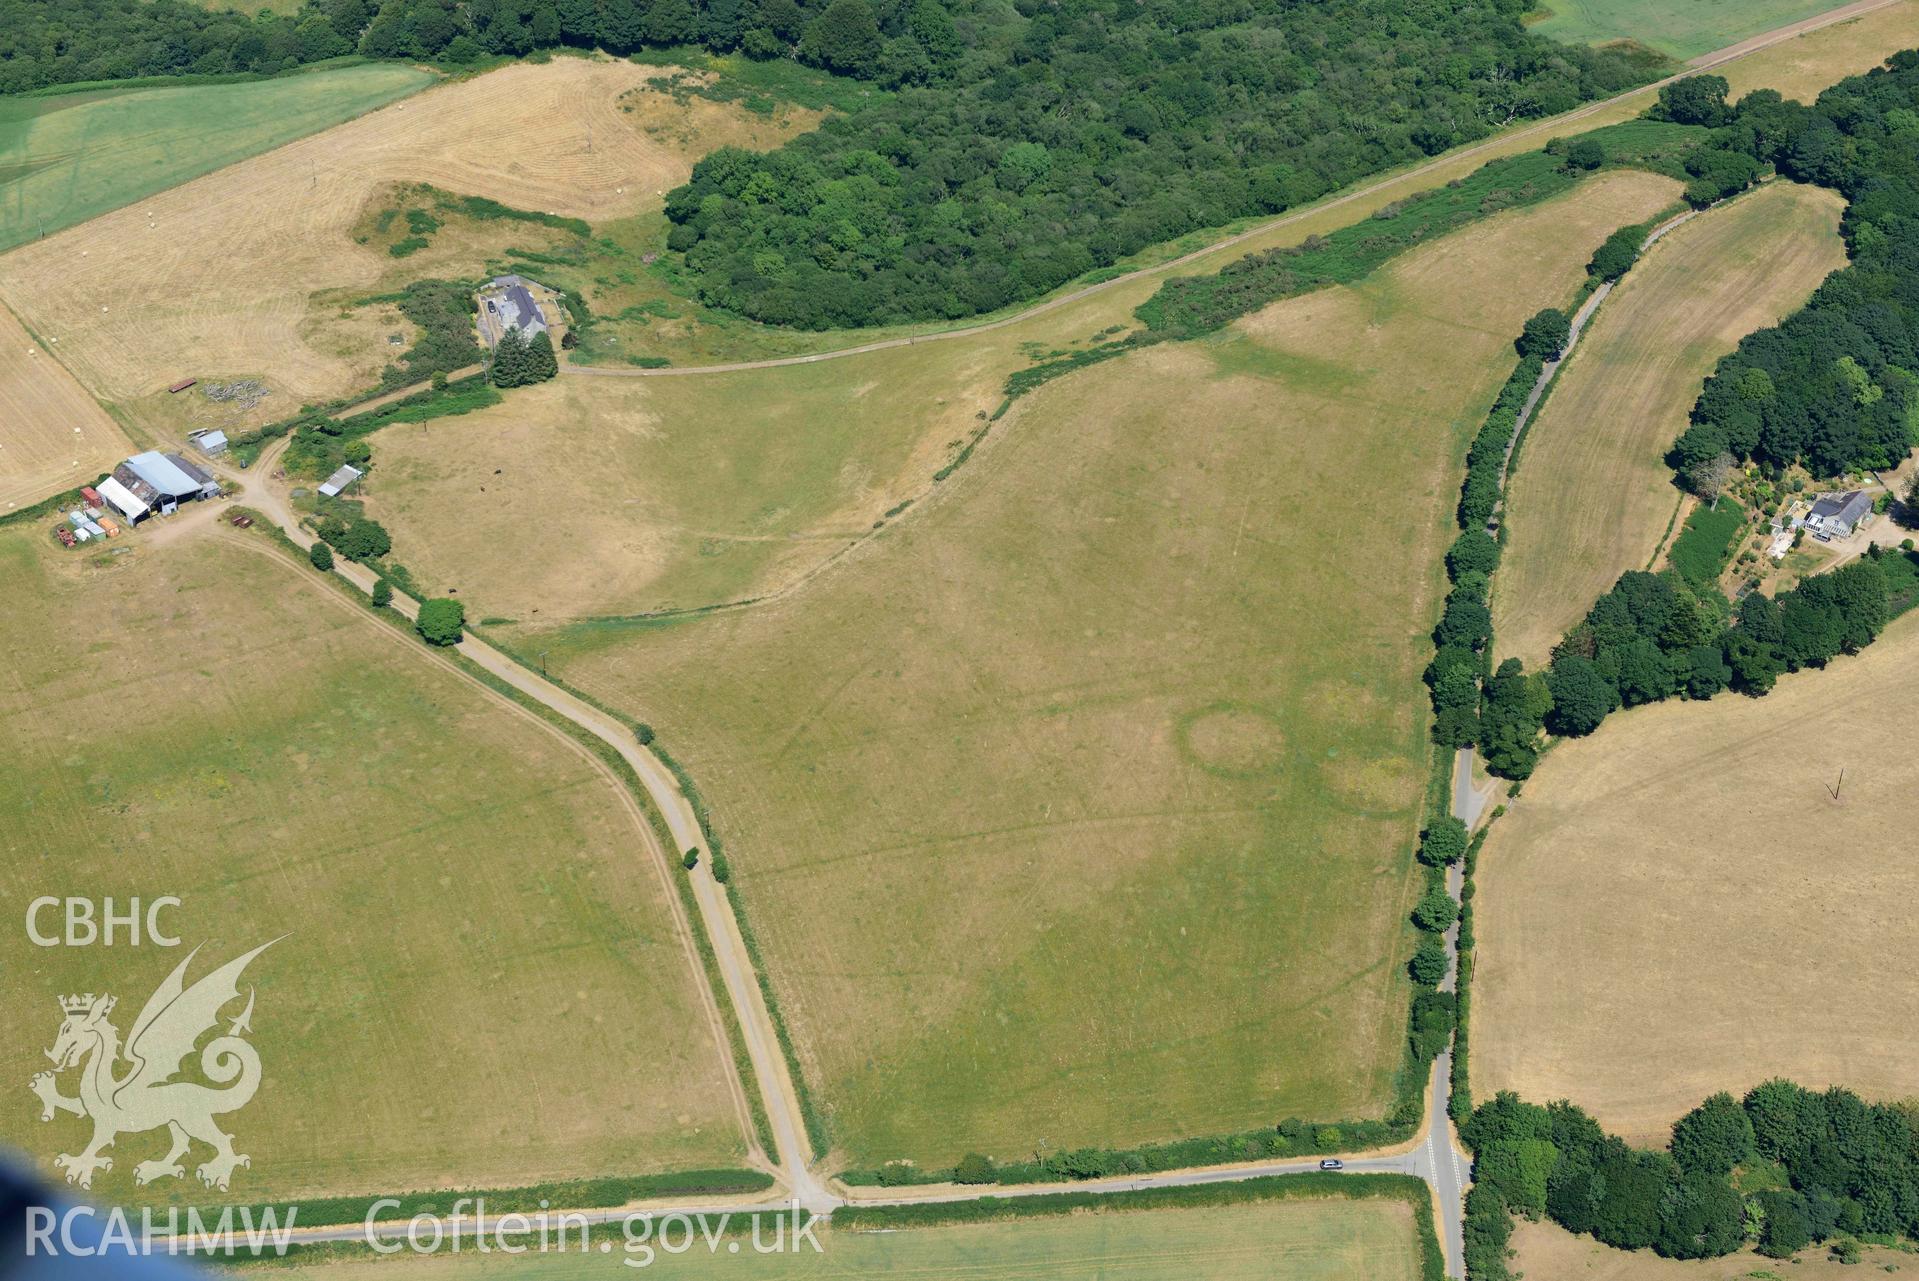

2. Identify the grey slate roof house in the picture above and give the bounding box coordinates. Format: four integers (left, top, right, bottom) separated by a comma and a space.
1805, 490, 1873, 539
478, 274, 550, 348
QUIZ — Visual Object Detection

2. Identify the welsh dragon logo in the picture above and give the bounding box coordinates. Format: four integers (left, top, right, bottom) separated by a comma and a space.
30, 941, 278, 1191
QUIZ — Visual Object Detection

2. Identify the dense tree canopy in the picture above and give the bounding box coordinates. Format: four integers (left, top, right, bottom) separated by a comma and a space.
1516, 307, 1571, 360
661, 0, 1663, 327
1467, 1082, 1919, 1265
0, 0, 349, 92
1673, 54, 1919, 483
415, 597, 465, 645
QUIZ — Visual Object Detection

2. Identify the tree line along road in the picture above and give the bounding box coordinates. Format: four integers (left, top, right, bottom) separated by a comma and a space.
189, 9, 1906, 1265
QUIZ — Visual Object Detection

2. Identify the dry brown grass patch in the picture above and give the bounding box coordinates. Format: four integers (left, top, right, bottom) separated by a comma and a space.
1720, 0, 1919, 102
365, 336, 1018, 619
1511, 1218, 1912, 1277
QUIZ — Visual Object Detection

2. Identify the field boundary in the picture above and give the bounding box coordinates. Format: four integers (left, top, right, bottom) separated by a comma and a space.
464, 620, 833, 1163
555, 0, 1904, 384
218, 516, 776, 1184
834, 1174, 1444, 1281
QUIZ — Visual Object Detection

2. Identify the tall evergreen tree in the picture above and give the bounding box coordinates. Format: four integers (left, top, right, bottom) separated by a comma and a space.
525, 330, 560, 381
492, 328, 530, 386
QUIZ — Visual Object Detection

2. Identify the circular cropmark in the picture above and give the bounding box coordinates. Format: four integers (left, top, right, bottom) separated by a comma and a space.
1176, 702, 1290, 778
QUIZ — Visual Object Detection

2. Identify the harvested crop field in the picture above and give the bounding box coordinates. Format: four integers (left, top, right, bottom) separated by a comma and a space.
1510, 1218, 1911, 1277
1473, 613, 1919, 1147
0, 303, 131, 513
0, 526, 744, 1201
272, 1196, 1422, 1281
0, 58, 814, 423
0, 63, 435, 254
1719, 0, 1919, 102
513, 171, 1679, 1167
1493, 181, 1845, 668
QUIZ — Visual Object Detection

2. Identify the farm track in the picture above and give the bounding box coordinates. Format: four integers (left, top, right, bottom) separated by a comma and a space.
559, 0, 1902, 384
207, 434, 1470, 1266
114, 3, 1912, 1268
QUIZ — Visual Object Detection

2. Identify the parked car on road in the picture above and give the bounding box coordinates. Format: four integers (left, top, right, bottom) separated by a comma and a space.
1319, 1159, 1344, 1171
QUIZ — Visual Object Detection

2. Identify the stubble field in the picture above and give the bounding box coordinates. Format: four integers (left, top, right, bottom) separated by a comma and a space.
0, 526, 745, 1201
0, 58, 813, 429
508, 172, 1679, 1168
0, 303, 131, 513
1493, 180, 1846, 667
0, 62, 435, 253
1473, 613, 1919, 1147
271, 1197, 1421, 1281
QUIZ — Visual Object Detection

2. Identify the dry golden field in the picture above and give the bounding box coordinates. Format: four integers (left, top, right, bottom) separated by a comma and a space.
0, 304, 132, 513
1494, 181, 1846, 667
350, 4, 1919, 630
510, 172, 1680, 1168
273, 1197, 1421, 1281
1719, 0, 1919, 101
0, 58, 813, 428
365, 336, 1024, 618
1510, 1219, 1912, 1277
1474, 613, 1919, 1147
0, 525, 745, 1201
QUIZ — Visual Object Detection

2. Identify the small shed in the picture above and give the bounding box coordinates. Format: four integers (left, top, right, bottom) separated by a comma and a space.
191, 430, 229, 457
318, 464, 364, 498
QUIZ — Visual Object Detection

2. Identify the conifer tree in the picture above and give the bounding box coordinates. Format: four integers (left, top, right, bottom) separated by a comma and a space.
492, 328, 529, 387
525, 330, 559, 382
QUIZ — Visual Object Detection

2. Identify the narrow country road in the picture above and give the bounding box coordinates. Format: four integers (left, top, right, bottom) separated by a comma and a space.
214, 439, 835, 1207
556, 0, 1898, 383
1422, 150, 1719, 1274
213, 438, 1472, 1267
172, 12, 1906, 1252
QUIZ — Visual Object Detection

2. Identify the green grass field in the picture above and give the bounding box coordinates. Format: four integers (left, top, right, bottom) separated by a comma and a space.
0, 526, 743, 1203
495, 172, 1677, 1168
0, 62, 435, 252
1667, 497, 1747, 589
275, 1197, 1420, 1280
1526, 0, 1855, 59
